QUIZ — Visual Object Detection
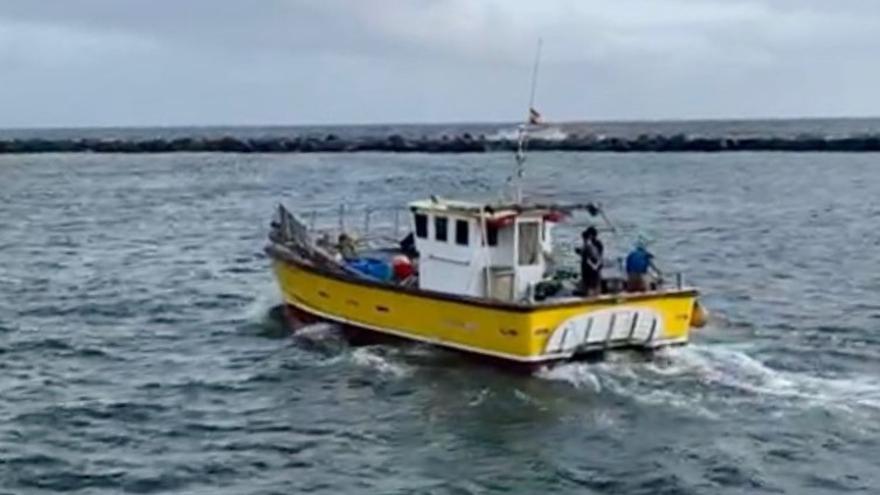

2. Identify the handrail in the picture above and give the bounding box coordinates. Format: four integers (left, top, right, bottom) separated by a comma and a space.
291, 203, 413, 241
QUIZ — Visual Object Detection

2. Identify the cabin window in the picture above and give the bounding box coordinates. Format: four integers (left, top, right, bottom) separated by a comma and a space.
455, 219, 469, 246
487, 225, 498, 246
518, 222, 540, 266
435, 216, 448, 242
415, 213, 428, 239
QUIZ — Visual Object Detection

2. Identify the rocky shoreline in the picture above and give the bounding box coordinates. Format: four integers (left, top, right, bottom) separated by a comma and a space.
3, 132, 880, 154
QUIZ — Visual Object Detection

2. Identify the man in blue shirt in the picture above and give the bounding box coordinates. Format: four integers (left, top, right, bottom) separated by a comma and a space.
625, 237, 661, 292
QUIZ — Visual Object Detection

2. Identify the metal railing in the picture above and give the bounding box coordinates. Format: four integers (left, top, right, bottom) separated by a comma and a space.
292, 203, 414, 247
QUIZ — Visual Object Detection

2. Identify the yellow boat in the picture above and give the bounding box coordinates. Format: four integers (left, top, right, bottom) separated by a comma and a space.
266, 51, 706, 369
266, 196, 707, 371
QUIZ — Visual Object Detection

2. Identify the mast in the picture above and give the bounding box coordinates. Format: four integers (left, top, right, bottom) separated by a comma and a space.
514, 38, 543, 204
527, 38, 543, 119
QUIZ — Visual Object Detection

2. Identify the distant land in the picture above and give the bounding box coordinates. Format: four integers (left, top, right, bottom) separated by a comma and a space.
2, 117, 880, 153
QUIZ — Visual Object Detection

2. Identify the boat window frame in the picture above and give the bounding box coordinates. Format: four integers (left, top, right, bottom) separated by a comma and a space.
517, 221, 541, 266
455, 219, 469, 246
434, 215, 448, 242
414, 213, 428, 239
486, 225, 499, 246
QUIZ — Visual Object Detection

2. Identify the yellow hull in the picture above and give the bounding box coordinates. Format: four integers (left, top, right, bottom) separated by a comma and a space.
271, 256, 700, 365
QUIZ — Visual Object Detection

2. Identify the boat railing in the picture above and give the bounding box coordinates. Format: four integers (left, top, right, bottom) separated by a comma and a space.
279, 203, 413, 247
273, 203, 692, 294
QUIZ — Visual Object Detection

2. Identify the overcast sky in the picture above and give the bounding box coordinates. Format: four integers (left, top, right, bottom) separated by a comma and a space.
1, 0, 879, 128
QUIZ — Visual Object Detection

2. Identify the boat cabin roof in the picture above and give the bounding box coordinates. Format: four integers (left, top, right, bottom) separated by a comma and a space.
408, 197, 575, 221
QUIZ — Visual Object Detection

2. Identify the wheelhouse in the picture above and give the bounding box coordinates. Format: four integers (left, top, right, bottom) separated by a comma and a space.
409, 198, 559, 301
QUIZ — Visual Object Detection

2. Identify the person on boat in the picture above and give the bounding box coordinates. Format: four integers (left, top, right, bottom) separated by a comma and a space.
399, 232, 418, 258
625, 237, 661, 292
576, 226, 603, 296
336, 233, 358, 261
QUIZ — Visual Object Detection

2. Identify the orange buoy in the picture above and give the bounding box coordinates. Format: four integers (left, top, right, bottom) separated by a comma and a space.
691, 300, 709, 328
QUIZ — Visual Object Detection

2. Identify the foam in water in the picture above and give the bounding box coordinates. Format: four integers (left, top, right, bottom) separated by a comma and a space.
350, 347, 410, 378
537, 345, 880, 418
537, 363, 603, 392
244, 282, 283, 324
658, 345, 879, 409
485, 126, 569, 142
468, 388, 491, 407
537, 357, 717, 418
295, 322, 342, 341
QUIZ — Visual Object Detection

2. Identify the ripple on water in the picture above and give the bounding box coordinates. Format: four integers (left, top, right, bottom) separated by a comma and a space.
15, 401, 169, 427
4, 152, 880, 493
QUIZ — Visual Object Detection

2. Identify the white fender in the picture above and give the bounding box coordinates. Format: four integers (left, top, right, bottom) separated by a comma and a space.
544, 307, 664, 355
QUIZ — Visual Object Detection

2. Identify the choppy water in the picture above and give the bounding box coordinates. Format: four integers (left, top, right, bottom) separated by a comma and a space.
1, 151, 879, 494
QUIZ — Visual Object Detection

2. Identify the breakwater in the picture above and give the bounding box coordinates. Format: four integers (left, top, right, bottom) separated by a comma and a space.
3, 132, 880, 154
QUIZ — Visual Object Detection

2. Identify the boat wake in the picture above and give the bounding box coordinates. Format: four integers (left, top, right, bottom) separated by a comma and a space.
288, 322, 412, 377
245, 283, 283, 323
350, 347, 412, 378
678, 346, 880, 412
538, 345, 880, 417
294, 321, 341, 341
239, 284, 289, 338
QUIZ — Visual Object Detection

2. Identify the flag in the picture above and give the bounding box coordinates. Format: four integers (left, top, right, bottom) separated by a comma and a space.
528, 107, 543, 125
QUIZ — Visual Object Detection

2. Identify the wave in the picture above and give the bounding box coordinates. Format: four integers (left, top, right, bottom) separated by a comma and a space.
285, 321, 411, 377
350, 347, 411, 378
538, 345, 880, 417
238, 284, 287, 339
537, 361, 604, 392
679, 346, 880, 412
485, 126, 570, 142
294, 322, 342, 342
243, 284, 283, 324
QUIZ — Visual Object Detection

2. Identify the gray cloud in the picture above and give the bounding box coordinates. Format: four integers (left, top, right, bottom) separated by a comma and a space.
1, 0, 879, 127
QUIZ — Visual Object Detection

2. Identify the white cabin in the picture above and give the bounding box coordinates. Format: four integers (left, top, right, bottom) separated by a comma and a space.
409, 198, 557, 301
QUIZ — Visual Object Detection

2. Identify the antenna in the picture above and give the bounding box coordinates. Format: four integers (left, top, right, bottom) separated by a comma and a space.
527, 38, 543, 117
514, 38, 543, 204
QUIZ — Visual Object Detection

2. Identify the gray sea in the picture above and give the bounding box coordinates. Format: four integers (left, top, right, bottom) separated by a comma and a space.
1, 124, 879, 493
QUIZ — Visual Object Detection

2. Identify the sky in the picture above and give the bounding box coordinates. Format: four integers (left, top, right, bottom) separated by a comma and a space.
1, 0, 879, 128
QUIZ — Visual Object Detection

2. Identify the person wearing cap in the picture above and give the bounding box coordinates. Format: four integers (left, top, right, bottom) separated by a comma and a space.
576, 226, 603, 296
625, 237, 661, 292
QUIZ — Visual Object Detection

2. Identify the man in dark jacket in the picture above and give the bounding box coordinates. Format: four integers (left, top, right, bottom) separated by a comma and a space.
576, 227, 603, 296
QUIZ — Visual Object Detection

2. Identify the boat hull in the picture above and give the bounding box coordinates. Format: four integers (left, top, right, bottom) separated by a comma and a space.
269, 249, 701, 367
282, 302, 570, 372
